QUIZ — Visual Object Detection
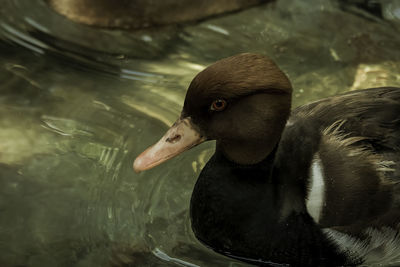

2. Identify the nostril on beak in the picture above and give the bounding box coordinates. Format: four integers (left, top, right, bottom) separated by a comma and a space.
166, 134, 181, 143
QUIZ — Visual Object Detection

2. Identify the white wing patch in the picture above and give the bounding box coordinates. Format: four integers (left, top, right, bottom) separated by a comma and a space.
324, 227, 400, 266
306, 153, 326, 223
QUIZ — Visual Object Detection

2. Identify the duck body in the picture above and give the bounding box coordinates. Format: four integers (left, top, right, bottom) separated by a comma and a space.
191, 87, 400, 266
133, 54, 400, 266
191, 150, 352, 266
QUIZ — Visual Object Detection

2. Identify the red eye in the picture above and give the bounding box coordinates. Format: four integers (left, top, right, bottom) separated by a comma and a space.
210, 99, 227, 111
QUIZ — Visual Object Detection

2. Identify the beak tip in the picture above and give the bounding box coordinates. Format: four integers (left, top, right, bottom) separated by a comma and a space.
133, 158, 143, 173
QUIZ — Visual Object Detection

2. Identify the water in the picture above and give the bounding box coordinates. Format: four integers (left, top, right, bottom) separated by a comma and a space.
0, 0, 400, 266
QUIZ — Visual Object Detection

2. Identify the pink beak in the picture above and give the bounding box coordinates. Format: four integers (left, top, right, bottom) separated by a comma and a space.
133, 117, 206, 172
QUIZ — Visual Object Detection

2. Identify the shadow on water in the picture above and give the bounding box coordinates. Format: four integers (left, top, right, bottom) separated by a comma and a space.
0, 0, 400, 266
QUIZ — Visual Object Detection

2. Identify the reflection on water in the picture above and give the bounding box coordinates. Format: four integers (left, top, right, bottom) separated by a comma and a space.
0, 0, 400, 266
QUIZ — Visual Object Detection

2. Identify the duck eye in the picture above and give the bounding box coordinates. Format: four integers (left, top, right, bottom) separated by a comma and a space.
210, 99, 227, 111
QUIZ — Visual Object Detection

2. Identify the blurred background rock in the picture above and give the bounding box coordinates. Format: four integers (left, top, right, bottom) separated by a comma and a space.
46, 0, 269, 30
339, 0, 400, 21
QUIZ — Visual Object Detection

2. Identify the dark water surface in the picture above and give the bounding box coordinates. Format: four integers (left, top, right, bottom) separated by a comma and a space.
1, 0, 400, 266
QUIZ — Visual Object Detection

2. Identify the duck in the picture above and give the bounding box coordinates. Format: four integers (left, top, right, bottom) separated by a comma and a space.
133, 53, 400, 267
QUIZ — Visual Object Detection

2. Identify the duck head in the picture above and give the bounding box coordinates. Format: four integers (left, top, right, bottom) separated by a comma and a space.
134, 53, 292, 172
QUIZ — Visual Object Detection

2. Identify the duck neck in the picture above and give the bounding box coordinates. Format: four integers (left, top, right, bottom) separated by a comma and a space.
216, 141, 277, 175
215, 142, 306, 216
217, 136, 281, 166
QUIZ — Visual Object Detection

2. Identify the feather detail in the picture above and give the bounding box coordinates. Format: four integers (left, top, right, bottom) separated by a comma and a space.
322, 119, 396, 183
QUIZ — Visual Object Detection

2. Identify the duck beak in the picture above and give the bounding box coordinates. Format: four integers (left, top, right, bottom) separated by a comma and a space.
133, 117, 206, 173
